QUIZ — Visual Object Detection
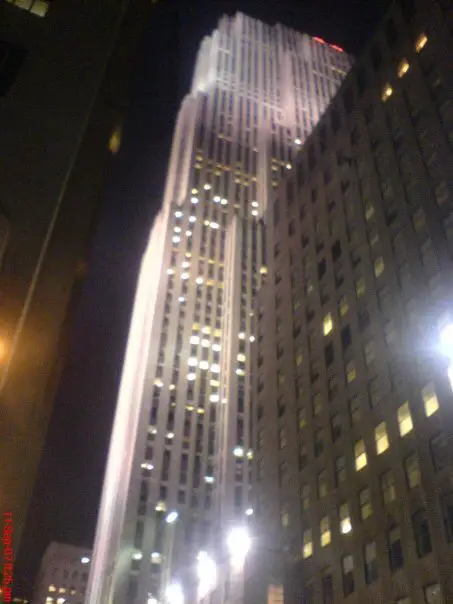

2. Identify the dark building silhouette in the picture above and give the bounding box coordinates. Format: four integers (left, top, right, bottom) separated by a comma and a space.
0, 0, 152, 547
250, 1, 453, 603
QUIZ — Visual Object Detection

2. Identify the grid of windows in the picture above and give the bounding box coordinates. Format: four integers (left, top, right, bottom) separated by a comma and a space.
253, 2, 453, 602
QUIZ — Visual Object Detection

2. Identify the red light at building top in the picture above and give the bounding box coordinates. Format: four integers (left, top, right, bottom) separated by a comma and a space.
313, 36, 345, 53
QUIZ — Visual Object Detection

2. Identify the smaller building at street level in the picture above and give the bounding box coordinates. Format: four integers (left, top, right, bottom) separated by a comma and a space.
31, 543, 91, 604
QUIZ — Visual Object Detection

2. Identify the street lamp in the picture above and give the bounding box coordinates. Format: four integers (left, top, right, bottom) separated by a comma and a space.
166, 511, 179, 524
197, 551, 217, 600
165, 583, 184, 604
226, 527, 251, 570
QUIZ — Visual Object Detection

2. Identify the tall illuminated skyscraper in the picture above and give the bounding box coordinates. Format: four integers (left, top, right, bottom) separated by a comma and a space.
86, 12, 351, 604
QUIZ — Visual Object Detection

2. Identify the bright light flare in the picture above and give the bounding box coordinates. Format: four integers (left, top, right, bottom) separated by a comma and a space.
227, 527, 251, 568
440, 323, 453, 361
165, 583, 184, 604
166, 511, 178, 524
197, 551, 217, 600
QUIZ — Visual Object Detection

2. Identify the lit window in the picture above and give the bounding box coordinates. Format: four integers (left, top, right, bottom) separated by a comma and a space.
355, 439, 367, 471
323, 313, 334, 336
190, 335, 200, 345
303, 529, 313, 558
374, 256, 385, 277
339, 296, 349, 316
397, 401, 413, 437
191, 196, 199, 204
364, 202, 375, 221
415, 33, 428, 53
375, 422, 389, 455
187, 357, 198, 367
422, 382, 439, 417
382, 83, 393, 101
346, 361, 356, 383
397, 58, 410, 78
153, 378, 163, 388
340, 503, 352, 534
320, 516, 331, 547
356, 278, 366, 298
49, 586, 56, 593
187, 373, 196, 381
211, 364, 220, 373
199, 360, 209, 370
281, 506, 289, 527
237, 353, 246, 362
204, 183, 211, 190
172, 235, 180, 244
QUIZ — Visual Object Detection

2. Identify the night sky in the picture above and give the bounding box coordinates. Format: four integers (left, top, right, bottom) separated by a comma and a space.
16, 0, 389, 596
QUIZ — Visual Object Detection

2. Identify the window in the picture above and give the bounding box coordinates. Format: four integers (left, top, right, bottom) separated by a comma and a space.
281, 505, 289, 528
355, 440, 367, 471
278, 427, 287, 450
303, 529, 313, 558
398, 402, 413, 436
424, 584, 443, 604
397, 58, 410, 78
339, 296, 348, 316
388, 525, 404, 571
381, 470, 396, 504
415, 33, 428, 53
364, 341, 375, 366
375, 422, 389, 455
341, 325, 352, 349
303, 582, 314, 604
314, 429, 324, 457
339, 503, 352, 534
384, 320, 396, 344
298, 408, 307, 430
422, 382, 439, 417
313, 392, 323, 416
0, 40, 27, 97
382, 83, 393, 102
342, 555, 355, 596
323, 313, 333, 336
355, 277, 366, 298
412, 509, 432, 557
331, 413, 342, 441
364, 542, 378, 584
430, 433, 448, 472
318, 470, 328, 498
374, 256, 385, 277
359, 487, 373, 520
349, 395, 361, 425
335, 456, 347, 485
405, 453, 421, 488
301, 483, 310, 510
320, 516, 331, 547
321, 570, 333, 604
346, 361, 356, 383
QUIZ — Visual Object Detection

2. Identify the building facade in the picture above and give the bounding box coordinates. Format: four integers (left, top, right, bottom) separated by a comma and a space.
249, 1, 453, 603
31, 542, 91, 604
86, 13, 351, 604
0, 0, 152, 545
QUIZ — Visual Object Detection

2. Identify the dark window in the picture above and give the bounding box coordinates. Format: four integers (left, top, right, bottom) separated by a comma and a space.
0, 40, 27, 96
400, 0, 415, 22
431, 432, 448, 472
325, 342, 334, 366
308, 144, 316, 170
332, 240, 342, 261
341, 325, 352, 350
364, 541, 379, 584
412, 509, 432, 557
385, 18, 398, 46
343, 87, 354, 115
331, 107, 341, 133
303, 582, 314, 604
388, 525, 404, 571
370, 43, 382, 71
318, 258, 327, 279
342, 555, 355, 596
331, 413, 342, 442
442, 493, 453, 542
314, 428, 324, 457
357, 66, 368, 94
321, 571, 333, 604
